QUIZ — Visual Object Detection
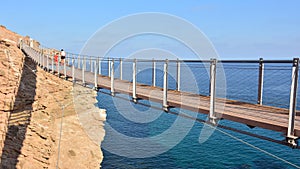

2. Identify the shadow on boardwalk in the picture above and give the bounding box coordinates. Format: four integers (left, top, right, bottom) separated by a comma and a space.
0, 56, 37, 169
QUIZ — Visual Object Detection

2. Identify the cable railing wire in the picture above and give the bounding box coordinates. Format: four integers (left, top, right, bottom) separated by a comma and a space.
25, 42, 300, 111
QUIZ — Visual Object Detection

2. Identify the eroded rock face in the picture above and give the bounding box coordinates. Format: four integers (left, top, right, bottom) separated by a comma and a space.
0, 27, 25, 166
0, 26, 104, 169
0, 25, 22, 44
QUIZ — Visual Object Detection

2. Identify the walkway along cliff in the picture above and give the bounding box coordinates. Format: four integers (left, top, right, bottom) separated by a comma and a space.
20, 37, 300, 149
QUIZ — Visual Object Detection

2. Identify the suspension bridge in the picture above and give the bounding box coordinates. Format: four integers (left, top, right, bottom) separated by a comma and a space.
20, 42, 300, 148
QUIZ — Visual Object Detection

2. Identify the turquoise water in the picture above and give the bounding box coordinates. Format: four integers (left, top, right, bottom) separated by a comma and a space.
96, 61, 300, 168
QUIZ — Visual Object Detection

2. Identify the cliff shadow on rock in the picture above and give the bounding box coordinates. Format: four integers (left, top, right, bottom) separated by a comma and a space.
0, 56, 37, 169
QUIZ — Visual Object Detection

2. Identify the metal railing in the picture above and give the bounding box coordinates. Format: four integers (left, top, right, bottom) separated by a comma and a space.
20, 42, 299, 146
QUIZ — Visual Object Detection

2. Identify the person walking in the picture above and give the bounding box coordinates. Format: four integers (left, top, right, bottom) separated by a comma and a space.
54, 52, 59, 64
60, 49, 66, 64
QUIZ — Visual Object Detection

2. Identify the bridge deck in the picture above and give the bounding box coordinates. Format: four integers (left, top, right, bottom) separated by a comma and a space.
64, 67, 300, 137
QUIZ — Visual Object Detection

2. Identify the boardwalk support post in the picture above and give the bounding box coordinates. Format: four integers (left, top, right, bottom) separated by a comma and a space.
108, 58, 111, 77
40, 51, 43, 67
68, 54, 71, 66
78, 55, 81, 69
39, 51, 41, 67
84, 56, 87, 70
152, 59, 156, 87
209, 59, 218, 125
257, 58, 264, 105
94, 58, 99, 90
42, 50, 44, 68
66, 55, 69, 66
72, 57, 75, 83
46, 54, 49, 72
163, 59, 169, 112
57, 56, 60, 77
111, 59, 115, 96
120, 58, 123, 80
99, 58, 102, 75
90, 56, 93, 72
33, 49, 36, 62
37, 51, 41, 67
37, 51, 40, 66
64, 54, 67, 80
287, 58, 299, 147
37, 50, 39, 65
176, 59, 181, 91
51, 54, 54, 74
82, 56, 85, 86
34, 49, 37, 63
19, 39, 23, 49
132, 59, 137, 103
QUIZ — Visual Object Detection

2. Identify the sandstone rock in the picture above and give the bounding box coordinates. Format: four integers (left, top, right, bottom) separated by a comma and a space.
0, 69, 5, 76
0, 26, 105, 169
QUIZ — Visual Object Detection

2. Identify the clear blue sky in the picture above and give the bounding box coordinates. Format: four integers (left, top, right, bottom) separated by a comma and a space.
1, 0, 299, 59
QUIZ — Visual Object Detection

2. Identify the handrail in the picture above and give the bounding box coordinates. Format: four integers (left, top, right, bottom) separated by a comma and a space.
33, 42, 296, 63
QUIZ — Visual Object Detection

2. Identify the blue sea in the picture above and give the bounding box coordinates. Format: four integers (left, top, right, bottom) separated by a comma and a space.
81, 59, 300, 169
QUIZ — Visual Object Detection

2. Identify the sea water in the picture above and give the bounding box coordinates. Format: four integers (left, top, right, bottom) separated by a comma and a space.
95, 61, 300, 168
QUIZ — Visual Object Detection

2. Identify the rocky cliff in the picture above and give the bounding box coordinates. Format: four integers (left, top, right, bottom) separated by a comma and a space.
0, 25, 105, 169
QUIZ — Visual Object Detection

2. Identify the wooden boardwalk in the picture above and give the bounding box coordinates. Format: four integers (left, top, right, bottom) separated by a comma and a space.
66, 67, 300, 137
21, 44, 300, 147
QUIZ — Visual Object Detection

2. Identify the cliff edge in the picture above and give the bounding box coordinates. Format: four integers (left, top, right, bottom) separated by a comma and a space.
0, 25, 105, 169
